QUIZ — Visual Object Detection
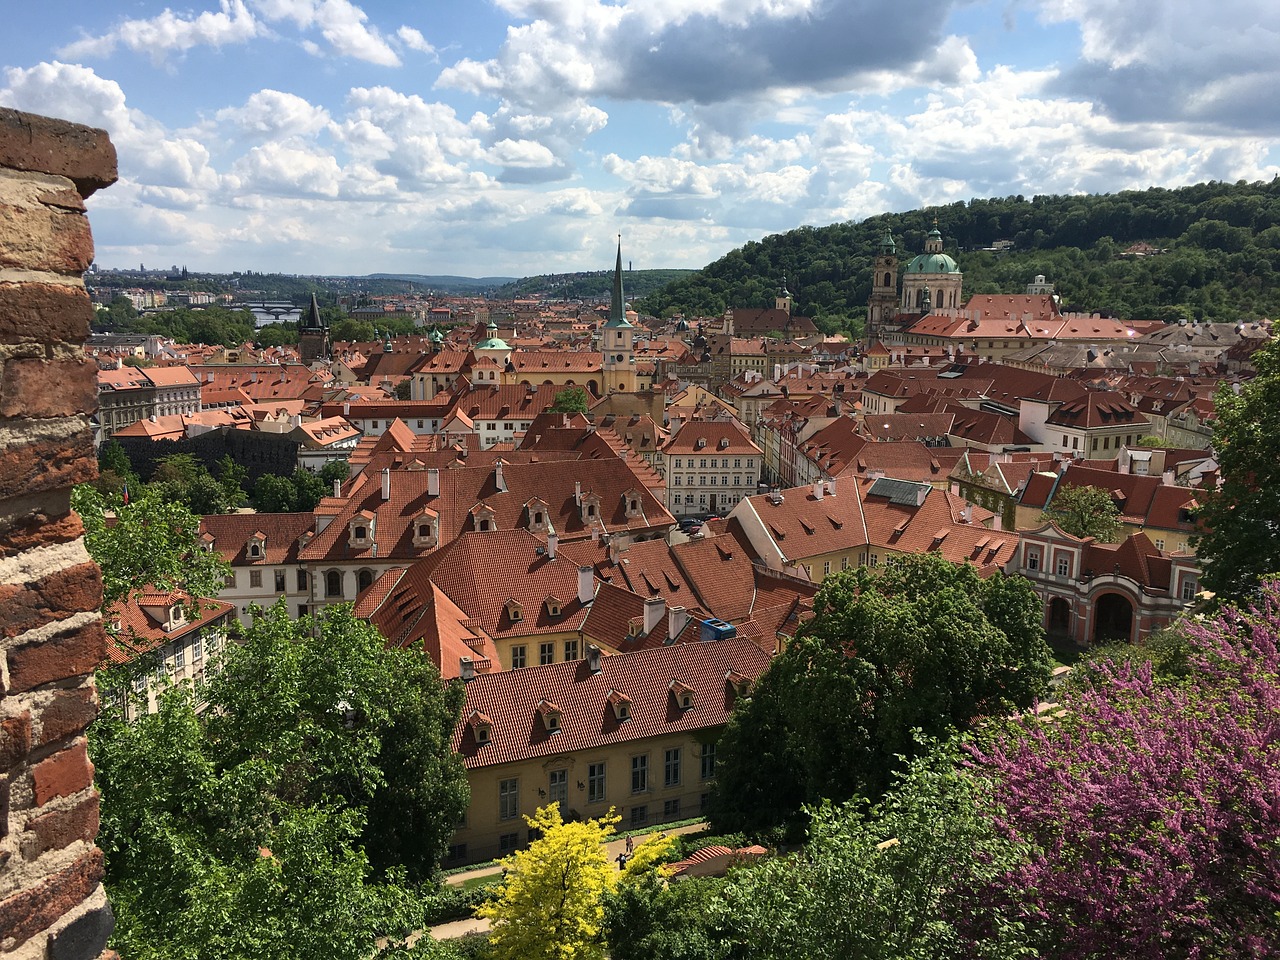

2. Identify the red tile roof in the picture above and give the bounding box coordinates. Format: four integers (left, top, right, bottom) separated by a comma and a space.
452, 636, 772, 768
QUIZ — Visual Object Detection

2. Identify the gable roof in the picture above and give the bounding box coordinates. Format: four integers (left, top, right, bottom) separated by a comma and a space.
452, 637, 771, 768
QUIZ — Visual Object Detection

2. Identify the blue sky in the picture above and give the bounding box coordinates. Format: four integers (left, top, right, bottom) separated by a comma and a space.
5, 0, 1279, 278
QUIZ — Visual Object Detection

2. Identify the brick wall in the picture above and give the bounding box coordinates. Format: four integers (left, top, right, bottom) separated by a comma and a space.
0, 108, 118, 960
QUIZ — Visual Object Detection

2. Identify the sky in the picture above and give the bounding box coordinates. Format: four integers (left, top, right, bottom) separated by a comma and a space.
5, 0, 1280, 279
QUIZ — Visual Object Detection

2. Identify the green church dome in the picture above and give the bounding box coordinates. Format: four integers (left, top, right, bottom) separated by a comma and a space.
904, 252, 960, 274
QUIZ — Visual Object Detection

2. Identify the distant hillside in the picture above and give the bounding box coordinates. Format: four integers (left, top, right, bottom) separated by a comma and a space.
491, 269, 696, 301
368, 273, 517, 293
638, 180, 1280, 331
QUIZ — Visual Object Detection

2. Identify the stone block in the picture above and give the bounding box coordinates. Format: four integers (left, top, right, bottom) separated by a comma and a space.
32, 739, 94, 806
0, 848, 104, 949
0, 562, 103, 640
23, 794, 100, 858
1, 357, 98, 419
0, 283, 95, 345
0, 108, 117, 197
7, 619, 106, 693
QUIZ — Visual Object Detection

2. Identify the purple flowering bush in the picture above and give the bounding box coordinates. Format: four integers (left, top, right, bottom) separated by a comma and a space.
967, 579, 1280, 959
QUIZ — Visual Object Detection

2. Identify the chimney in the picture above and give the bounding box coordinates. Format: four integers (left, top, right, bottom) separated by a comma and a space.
825, 479, 836, 497
668, 604, 688, 640
427, 468, 440, 496
574, 480, 582, 504
547, 531, 558, 559
332, 478, 342, 497
494, 458, 506, 492
587, 644, 602, 673
1162, 469, 1175, 486
643, 596, 665, 635
459, 656, 475, 681
813, 479, 824, 501
343, 401, 350, 416
381, 467, 391, 501
578, 565, 595, 604
992, 513, 1003, 532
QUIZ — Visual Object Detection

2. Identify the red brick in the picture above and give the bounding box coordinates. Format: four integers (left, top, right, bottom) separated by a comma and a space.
23, 794, 99, 857
0, 562, 103, 640
0, 429, 96, 502
7, 620, 107, 694
32, 740, 93, 806
0, 510, 82, 560
0, 200, 95, 274
1, 357, 98, 419
35, 687, 98, 749
0, 108, 117, 197
0, 283, 95, 345
0, 848, 104, 949
0, 711, 33, 772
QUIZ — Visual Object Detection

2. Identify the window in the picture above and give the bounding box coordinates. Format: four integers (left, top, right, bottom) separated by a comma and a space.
841, 556, 849, 570
274, 570, 286, 592
447, 843, 467, 862
298, 604, 308, 618
325, 570, 342, 597
297, 569, 308, 590
1056, 555, 1070, 577
664, 747, 681, 787
823, 561, 831, 576
674, 458, 682, 468
354, 525, 367, 540
539, 642, 554, 665
250, 570, 262, 588
499, 832, 519, 854
734, 458, 741, 468
224, 572, 236, 588
1027, 549, 1040, 571
174, 647, 185, 669
1072, 436, 1079, 450
1154, 538, 1165, 551
630, 805, 647, 827
1062, 434, 1068, 447
588, 762, 606, 803
192, 637, 202, 661
631, 755, 648, 793
699, 458, 706, 468
511, 645, 527, 669
701, 742, 716, 780
499, 778, 520, 820
564, 639, 579, 661
663, 798, 681, 819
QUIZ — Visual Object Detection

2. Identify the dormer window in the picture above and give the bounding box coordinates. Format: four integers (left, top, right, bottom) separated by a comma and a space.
348, 511, 375, 548
505, 598, 523, 622
247, 532, 266, 559
579, 493, 601, 523
412, 510, 439, 549
537, 699, 562, 733
670, 680, 694, 710
545, 596, 563, 618
471, 502, 497, 532
526, 497, 550, 532
469, 710, 493, 745
607, 689, 632, 721
726, 670, 751, 700
623, 488, 643, 519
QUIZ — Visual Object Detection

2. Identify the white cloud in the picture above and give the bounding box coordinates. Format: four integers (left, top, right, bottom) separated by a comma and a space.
58, 0, 260, 65
252, 0, 402, 66
215, 89, 332, 139
489, 138, 558, 168
396, 26, 435, 55
231, 142, 343, 197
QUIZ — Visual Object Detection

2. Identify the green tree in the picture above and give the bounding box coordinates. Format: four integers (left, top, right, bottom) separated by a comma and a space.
393, 379, 413, 401
550, 386, 590, 414
710, 554, 1051, 832
253, 472, 299, 513
149, 453, 233, 514
1194, 335, 1280, 602
93, 603, 468, 958
73, 484, 230, 612
477, 804, 622, 960
292, 467, 329, 511
332, 318, 377, 342
714, 741, 1032, 960
1039, 484, 1123, 542
215, 454, 250, 510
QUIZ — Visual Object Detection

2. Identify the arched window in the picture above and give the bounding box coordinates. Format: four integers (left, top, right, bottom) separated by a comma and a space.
883, 272, 892, 287
357, 569, 374, 592
326, 570, 342, 598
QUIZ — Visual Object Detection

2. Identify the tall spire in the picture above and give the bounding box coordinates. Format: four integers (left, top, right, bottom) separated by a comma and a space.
605, 234, 633, 328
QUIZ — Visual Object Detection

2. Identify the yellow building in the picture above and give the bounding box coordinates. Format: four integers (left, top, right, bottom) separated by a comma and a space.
446, 637, 770, 865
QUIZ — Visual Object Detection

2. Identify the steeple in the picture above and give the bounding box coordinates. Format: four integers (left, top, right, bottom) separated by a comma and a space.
301, 293, 324, 331
604, 235, 633, 329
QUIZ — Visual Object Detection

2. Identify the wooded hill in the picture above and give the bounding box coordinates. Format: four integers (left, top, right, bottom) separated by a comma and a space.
637, 179, 1280, 333
492, 268, 695, 301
